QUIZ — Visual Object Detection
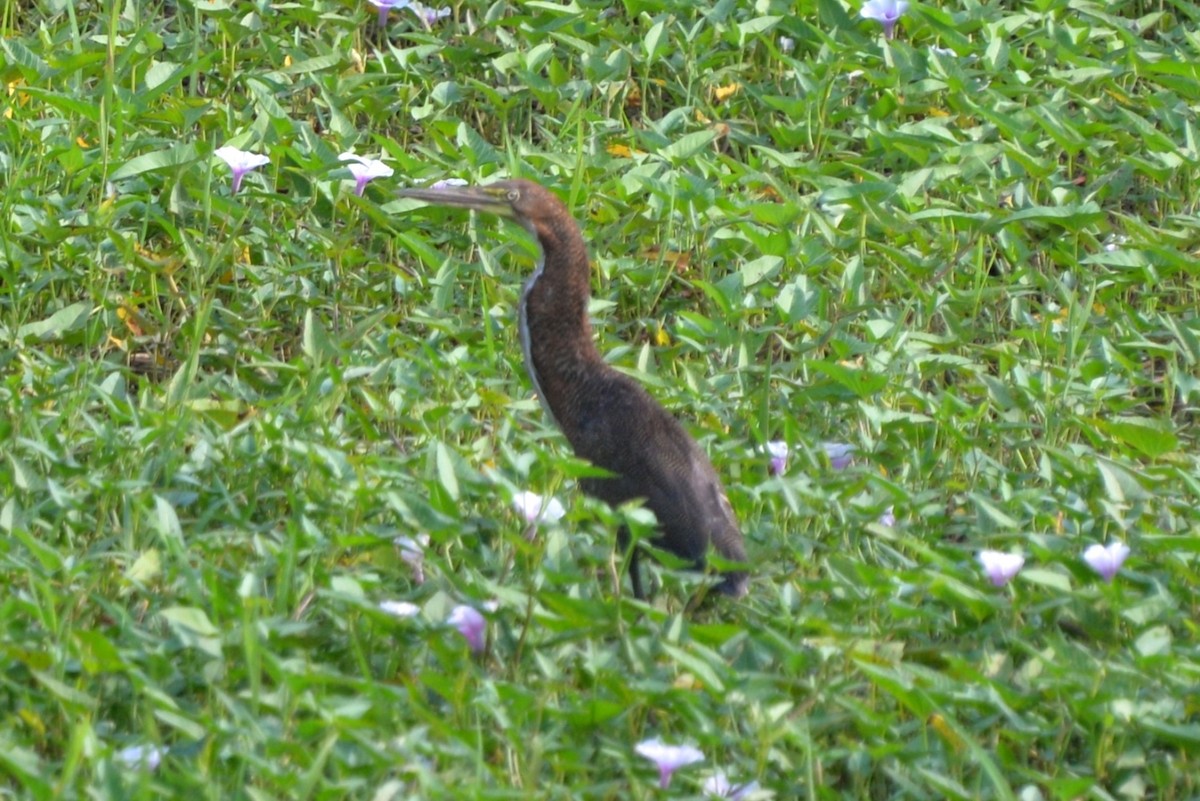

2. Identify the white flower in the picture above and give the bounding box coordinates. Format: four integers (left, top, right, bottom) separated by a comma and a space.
512, 490, 566, 524
379, 600, 421, 618
339, 151, 394, 196
394, 534, 430, 584
409, 1, 451, 26
635, 739, 704, 789
978, 550, 1024, 587
1083, 542, 1130, 582
115, 744, 167, 771
447, 604, 486, 653
367, 0, 409, 25
431, 177, 468, 189
861, 0, 908, 37
779, 36, 795, 54
822, 442, 856, 470
214, 146, 270, 193
765, 441, 788, 475
704, 771, 760, 799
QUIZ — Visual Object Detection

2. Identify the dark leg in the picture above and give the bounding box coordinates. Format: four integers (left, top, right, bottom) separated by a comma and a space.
618, 524, 644, 599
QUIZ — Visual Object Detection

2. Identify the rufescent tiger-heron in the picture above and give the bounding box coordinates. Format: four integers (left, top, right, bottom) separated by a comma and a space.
397, 179, 749, 599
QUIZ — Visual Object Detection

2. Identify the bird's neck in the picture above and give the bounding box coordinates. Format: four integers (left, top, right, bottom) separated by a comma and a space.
517, 216, 604, 427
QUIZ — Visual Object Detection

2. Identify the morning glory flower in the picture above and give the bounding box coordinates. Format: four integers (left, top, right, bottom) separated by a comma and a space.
447, 604, 486, 653
512, 490, 566, 524
214, 146, 270, 193
635, 739, 704, 789
861, 0, 908, 38
704, 771, 760, 799
409, 1, 450, 26
115, 744, 168, 771
978, 550, 1024, 587
823, 442, 856, 471
1083, 542, 1130, 582
339, 151, 394, 197
877, 506, 896, 527
765, 441, 788, 475
379, 600, 421, 618
367, 0, 409, 26
431, 177, 468, 189
394, 534, 429, 584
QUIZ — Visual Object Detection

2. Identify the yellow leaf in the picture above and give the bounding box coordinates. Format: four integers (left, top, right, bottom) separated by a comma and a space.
18, 708, 46, 736
673, 672, 701, 690
712, 82, 741, 102
929, 714, 964, 753
118, 304, 148, 336
655, 323, 671, 347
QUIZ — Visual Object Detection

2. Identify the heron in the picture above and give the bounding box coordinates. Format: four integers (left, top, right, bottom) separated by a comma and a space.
397, 179, 749, 599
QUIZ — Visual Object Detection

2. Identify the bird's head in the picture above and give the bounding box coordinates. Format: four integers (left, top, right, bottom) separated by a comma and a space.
397, 179, 566, 235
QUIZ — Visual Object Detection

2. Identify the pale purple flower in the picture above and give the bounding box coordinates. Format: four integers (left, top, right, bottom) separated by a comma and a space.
1083, 542, 1130, 582
512, 490, 566, 524
779, 36, 795, 54
635, 739, 704, 789
978, 550, 1024, 587
704, 772, 760, 800
367, 0, 409, 26
823, 442, 856, 470
409, 1, 450, 26
861, 0, 908, 38
431, 177, 468, 189
394, 534, 429, 583
765, 441, 788, 475
379, 600, 420, 618
877, 506, 896, 527
339, 151, 394, 197
115, 744, 167, 771
447, 604, 486, 653
214, 146, 270, 193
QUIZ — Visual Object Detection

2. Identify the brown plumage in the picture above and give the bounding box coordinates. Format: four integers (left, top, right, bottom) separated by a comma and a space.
398, 179, 749, 598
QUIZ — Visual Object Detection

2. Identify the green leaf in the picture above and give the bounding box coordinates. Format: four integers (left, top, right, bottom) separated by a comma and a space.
1134, 625, 1171, 657
154, 495, 183, 541
739, 255, 782, 287
109, 143, 199, 181
1000, 202, 1104, 229
124, 549, 162, 584
16, 302, 90, 342
657, 129, 718, 163
436, 441, 459, 501
1095, 416, 1178, 458
808, 360, 889, 398
158, 606, 223, 657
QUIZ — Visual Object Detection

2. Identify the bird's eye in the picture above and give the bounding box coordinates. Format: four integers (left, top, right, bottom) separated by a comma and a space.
507, 190, 520, 203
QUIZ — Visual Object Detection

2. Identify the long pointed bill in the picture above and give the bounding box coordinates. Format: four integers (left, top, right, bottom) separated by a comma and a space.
396, 184, 515, 217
